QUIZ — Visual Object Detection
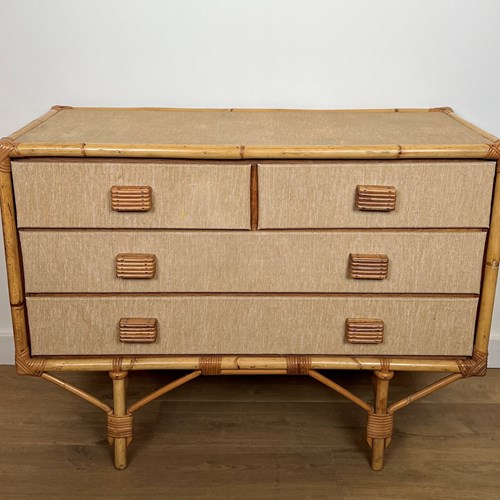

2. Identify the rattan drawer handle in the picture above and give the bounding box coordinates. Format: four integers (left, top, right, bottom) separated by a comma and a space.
348, 253, 388, 280
116, 253, 156, 279
346, 318, 384, 344
111, 185, 153, 212
119, 318, 158, 343
355, 185, 397, 211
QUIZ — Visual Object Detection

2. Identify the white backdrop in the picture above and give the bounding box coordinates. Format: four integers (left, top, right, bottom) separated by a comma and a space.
1, 0, 500, 364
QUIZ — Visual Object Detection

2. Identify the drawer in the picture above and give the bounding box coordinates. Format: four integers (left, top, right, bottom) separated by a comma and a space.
20, 230, 486, 293
258, 161, 495, 228
26, 295, 478, 356
11, 160, 251, 229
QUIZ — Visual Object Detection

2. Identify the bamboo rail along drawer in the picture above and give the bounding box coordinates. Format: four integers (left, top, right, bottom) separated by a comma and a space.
1, 106, 499, 472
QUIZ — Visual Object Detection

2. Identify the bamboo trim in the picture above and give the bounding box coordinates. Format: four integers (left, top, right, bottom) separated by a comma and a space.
220, 369, 288, 375
40, 355, 463, 373
110, 371, 129, 469
41, 372, 112, 413
0, 139, 32, 374
38, 106, 437, 113
388, 373, 463, 413
1, 105, 69, 374
474, 161, 500, 354
369, 368, 394, 470
128, 370, 201, 414
13, 142, 492, 160
308, 370, 372, 412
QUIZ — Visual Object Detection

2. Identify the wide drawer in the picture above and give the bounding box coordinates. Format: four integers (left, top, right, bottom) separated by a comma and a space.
11, 160, 251, 229
258, 161, 495, 228
20, 230, 486, 293
26, 295, 478, 356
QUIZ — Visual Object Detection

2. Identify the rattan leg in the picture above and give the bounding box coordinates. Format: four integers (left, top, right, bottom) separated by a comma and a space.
109, 371, 129, 469
370, 370, 394, 471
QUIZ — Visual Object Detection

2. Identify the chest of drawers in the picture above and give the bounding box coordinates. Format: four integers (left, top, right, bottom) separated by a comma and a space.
1, 106, 499, 471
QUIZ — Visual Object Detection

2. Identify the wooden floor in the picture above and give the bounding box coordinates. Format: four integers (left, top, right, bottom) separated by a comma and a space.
1, 366, 500, 499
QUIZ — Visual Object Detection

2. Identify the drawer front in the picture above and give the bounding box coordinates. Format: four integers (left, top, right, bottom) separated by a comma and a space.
12, 160, 251, 229
20, 230, 486, 293
258, 161, 495, 228
26, 296, 478, 356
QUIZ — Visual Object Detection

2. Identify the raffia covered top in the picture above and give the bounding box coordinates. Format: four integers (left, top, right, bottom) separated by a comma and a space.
7, 106, 500, 160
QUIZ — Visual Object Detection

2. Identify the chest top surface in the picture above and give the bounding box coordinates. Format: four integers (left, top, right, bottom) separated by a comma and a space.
9, 107, 498, 160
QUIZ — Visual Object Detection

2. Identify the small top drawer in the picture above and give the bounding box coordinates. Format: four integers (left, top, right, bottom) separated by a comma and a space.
11, 160, 251, 229
258, 161, 495, 228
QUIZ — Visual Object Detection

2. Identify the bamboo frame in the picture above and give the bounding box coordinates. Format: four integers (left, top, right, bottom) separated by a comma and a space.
1, 106, 498, 470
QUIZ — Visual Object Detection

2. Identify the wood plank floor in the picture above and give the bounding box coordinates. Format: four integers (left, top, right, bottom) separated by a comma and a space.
0, 366, 499, 499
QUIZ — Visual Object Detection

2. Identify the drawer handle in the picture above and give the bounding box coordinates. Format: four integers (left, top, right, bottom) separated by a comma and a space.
111, 185, 153, 212
119, 318, 158, 343
355, 185, 397, 211
346, 318, 384, 344
116, 253, 156, 279
348, 253, 388, 280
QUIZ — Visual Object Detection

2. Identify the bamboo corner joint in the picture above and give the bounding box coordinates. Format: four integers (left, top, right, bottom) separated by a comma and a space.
0, 106, 499, 472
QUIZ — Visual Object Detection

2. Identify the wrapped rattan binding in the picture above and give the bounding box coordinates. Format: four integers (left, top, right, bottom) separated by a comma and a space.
486, 140, 500, 160
457, 349, 488, 377
367, 413, 394, 442
286, 355, 312, 375
107, 412, 133, 445
199, 355, 222, 375
15, 348, 46, 376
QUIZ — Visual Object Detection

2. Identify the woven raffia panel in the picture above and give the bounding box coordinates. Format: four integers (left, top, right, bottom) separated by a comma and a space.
258, 161, 495, 228
27, 296, 477, 356
12, 161, 252, 229
20, 231, 486, 294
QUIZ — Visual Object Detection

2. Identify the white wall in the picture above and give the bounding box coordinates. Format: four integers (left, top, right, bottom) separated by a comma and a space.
1, 0, 500, 364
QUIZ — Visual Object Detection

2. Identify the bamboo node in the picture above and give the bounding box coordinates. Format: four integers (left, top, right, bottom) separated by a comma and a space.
107, 412, 133, 443
286, 355, 312, 375
199, 355, 222, 375
486, 260, 499, 269
486, 140, 500, 160
367, 412, 394, 441
15, 348, 46, 376
457, 349, 488, 377
429, 107, 453, 114
109, 371, 128, 380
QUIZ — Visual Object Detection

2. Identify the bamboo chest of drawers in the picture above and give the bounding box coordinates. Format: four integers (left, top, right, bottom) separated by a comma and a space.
1, 106, 499, 470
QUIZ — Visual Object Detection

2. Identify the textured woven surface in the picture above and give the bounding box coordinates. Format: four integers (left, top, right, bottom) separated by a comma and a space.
12, 161, 251, 229
14, 109, 491, 146
20, 230, 486, 293
26, 295, 477, 356
259, 161, 495, 228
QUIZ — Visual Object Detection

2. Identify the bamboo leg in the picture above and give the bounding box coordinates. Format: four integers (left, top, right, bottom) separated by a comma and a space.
370, 370, 394, 471
110, 371, 129, 469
